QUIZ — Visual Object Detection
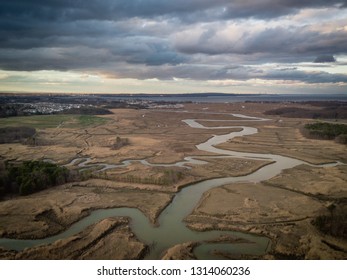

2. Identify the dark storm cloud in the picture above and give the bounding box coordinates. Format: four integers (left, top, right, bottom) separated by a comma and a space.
264, 68, 347, 83
0, 47, 115, 71
2, 1, 347, 51
176, 26, 347, 60
314, 55, 337, 63
0, 39, 185, 72
0, 1, 189, 67
2, 0, 347, 44
102, 63, 347, 84
220, 0, 347, 19
2, 1, 346, 22
0, 1, 347, 85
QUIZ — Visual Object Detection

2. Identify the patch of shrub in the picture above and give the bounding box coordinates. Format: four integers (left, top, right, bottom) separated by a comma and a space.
335, 134, 347, 144
111, 136, 130, 150
0, 126, 36, 144
312, 204, 347, 239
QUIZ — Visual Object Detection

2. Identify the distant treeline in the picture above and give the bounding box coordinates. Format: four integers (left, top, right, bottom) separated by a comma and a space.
0, 160, 72, 197
0, 104, 28, 118
264, 101, 347, 119
0, 126, 36, 144
303, 122, 347, 144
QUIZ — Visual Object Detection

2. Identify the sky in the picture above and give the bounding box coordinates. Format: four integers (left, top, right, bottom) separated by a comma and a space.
0, 0, 347, 95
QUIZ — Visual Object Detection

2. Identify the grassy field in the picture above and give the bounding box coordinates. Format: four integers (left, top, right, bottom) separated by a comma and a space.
0, 114, 109, 129
76, 115, 109, 127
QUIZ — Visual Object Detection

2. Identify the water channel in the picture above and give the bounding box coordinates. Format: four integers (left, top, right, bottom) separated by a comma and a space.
0, 112, 341, 259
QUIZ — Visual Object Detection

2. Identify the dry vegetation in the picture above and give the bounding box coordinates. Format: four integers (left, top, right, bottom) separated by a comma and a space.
0, 101, 346, 259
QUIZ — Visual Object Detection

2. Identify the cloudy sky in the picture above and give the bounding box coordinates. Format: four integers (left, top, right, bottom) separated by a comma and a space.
1, 0, 347, 94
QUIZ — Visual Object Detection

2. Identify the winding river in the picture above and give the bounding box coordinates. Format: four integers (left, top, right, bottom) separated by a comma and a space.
0, 112, 341, 259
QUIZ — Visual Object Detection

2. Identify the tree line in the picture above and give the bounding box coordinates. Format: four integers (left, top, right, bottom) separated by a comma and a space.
0, 160, 71, 197
303, 122, 347, 144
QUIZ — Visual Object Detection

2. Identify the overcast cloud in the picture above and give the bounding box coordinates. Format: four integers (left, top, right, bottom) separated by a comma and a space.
0, 0, 347, 93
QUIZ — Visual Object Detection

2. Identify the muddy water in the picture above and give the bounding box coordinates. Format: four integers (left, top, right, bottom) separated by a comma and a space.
0, 112, 340, 259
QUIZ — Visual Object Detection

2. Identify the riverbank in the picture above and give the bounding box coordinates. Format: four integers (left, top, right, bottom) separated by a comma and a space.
0, 217, 147, 260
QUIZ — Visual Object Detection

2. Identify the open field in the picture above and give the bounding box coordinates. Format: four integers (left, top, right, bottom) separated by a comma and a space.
0, 114, 109, 129
0, 101, 346, 259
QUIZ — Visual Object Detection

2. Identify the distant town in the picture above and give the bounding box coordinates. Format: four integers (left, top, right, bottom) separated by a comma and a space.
0, 94, 184, 117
